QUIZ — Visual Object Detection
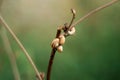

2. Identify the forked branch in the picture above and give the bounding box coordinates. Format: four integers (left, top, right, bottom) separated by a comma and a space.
47, 0, 120, 80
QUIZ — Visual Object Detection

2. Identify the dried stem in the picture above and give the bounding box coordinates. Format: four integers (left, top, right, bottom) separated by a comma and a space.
47, 0, 119, 80
47, 28, 62, 80
47, 49, 57, 80
1, 27, 21, 80
0, 15, 42, 80
72, 0, 120, 27
68, 9, 76, 28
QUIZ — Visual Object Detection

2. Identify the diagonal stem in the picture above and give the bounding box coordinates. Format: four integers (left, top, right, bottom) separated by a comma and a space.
1, 27, 21, 80
72, 0, 120, 27
0, 15, 42, 80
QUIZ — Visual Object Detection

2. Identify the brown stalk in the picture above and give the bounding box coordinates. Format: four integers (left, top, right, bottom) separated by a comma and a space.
46, 48, 57, 80
47, 27, 62, 80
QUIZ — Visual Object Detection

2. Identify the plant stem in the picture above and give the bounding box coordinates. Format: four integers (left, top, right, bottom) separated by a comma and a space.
72, 0, 119, 27
0, 15, 42, 80
47, 49, 57, 80
1, 27, 21, 80
68, 9, 76, 28
47, 28, 62, 80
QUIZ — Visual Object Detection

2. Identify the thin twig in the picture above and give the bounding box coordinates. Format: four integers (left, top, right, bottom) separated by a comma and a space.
47, 0, 120, 80
1, 27, 21, 80
47, 27, 62, 80
47, 49, 57, 80
0, 15, 42, 80
68, 9, 76, 28
71, 0, 120, 27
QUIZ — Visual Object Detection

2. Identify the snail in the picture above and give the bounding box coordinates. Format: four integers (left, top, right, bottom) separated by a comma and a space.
57, 45, 63, 53
51, 38, 59, 48
68, 27, 76, 35
59, 34, 65, 45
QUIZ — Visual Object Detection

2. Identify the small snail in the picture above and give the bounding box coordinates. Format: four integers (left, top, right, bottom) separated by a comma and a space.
68, 27, 76, 35
59, 34, 65, 45
51, 38, 59, 48
57, 45, 63, 53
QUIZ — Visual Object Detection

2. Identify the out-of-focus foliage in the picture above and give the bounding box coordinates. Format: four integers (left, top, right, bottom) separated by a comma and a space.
0, 0, 120, 80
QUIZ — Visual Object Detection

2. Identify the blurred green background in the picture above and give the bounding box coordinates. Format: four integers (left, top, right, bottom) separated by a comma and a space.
0, 0, 120, 80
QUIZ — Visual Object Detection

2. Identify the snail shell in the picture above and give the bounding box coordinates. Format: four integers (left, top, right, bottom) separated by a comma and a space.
68, 27, 76, 35
59, 34, 65, 45
51, 38, 59, 48
57, 45, 63, 53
